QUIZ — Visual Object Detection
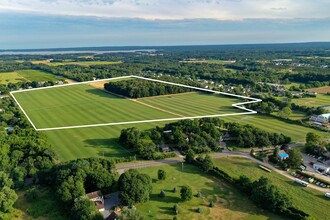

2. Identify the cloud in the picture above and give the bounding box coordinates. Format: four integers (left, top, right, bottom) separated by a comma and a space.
0, 0, 329, 20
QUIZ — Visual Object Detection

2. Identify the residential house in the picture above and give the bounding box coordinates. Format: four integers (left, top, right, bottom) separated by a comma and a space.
86, 190, 105, 212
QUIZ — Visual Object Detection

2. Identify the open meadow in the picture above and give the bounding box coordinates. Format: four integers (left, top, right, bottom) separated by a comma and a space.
0, 70, 60, 84
291, 94, 330, 108
136, 163, 281, 220
214, 157, 330, 220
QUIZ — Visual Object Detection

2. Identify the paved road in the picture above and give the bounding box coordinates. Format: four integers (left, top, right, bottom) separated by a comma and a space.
116, 149, 329, 193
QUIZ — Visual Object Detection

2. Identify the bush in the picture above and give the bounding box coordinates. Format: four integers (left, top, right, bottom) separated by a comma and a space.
209, 201, 215, 207
159, 190, 166, 198
173, 203, 179, 214
158, 169, 167, 180
180, 186, 193, 201
173, 187, 177, 193
197, 207, 203, 213
196, 191, 202, 198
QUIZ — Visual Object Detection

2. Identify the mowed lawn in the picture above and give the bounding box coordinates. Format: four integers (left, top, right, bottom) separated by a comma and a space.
136, 163, 281, 220
13, 84, 176, 128
43, 122, 165, 161
0, 70, 60, 84
138, 92, 244, 117
223, 114, 329, 142
214, 157, 330, 220
13, 86, 245, 129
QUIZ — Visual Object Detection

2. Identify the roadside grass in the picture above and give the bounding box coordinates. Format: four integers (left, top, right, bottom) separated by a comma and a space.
136, 163, 281, 220
214, 157, 330, 220
5, 187, 67, 220
0, 70, 60, 84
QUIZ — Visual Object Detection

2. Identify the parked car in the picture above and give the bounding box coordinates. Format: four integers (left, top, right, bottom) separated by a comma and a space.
324, 192, 330, 199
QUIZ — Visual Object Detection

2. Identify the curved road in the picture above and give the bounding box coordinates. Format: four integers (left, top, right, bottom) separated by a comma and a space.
116, 151, 329, 193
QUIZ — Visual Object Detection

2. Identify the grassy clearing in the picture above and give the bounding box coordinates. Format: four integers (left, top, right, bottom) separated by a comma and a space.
0, 71, 26, 84
213, 157, 330, 220
0, 70, 60, 84
223, 114, 329, 141
136, 163, 281, 220
271, 111, 307, 121
4, 187, 67, 220
283, 82, 302, 89
291, 94, 330, 107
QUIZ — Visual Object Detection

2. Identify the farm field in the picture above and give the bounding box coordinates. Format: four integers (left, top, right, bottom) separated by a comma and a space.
307, 86, 330, 94
291, 94, 330, 107
12, 85, 245, 129
271, 111, 307, 121
136, 163, 281, 220
138, 92, 243, 117
0, 70, 61, 84
223, 114, 329, 141
32, 60, 122, 66
214, 157, 330, 220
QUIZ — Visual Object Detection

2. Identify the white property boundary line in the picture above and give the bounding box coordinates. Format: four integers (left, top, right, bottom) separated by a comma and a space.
10, 75, 262, 131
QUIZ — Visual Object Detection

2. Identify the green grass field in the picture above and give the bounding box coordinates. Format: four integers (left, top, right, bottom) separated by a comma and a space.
13, 84, 176, 128
136, 163, 281, 220
223, 114, 329, 141
291, 94, 330, 108
0, 70, 60, 84
214, 157, 330, 220
138, 92, 243, 117
13, 86, 244, 129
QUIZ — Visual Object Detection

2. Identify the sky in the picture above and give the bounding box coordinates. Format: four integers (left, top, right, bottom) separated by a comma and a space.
0, 0, 330, 49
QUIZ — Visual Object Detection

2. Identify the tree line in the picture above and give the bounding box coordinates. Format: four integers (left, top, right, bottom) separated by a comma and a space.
104, 79, 192, 98
119, 118, 291, 156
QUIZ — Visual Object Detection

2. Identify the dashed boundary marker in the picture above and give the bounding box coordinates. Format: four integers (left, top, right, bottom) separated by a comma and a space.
10, 75, 262, 131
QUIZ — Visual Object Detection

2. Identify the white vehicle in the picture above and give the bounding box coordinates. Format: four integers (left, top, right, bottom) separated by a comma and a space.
294, 178, 309, 187
325, 192, 330, 199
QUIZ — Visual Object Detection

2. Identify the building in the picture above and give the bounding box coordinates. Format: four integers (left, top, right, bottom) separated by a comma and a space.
278, 150, 289, 160
310, 113, 330, 124
312, 163, 330, 173
86, 190, 105, 212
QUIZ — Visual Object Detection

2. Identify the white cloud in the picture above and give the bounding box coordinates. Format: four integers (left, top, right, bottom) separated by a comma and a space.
0, 0, 329, 20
